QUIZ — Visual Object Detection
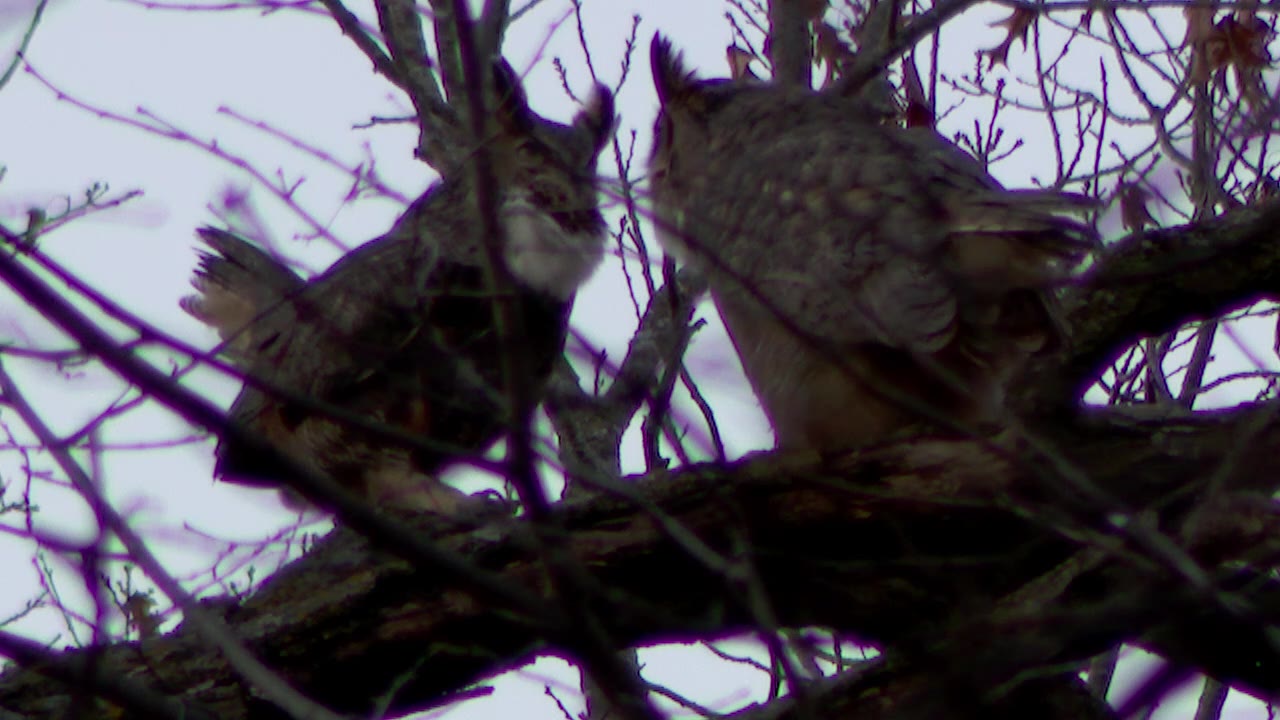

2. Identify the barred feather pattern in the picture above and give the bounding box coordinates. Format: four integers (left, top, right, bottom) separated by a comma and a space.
182, 77, 614, 513
649, 34, 1095, 452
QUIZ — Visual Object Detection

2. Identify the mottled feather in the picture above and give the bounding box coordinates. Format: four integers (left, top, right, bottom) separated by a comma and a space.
183, 74, 614, 512
649, 34, 1094, 452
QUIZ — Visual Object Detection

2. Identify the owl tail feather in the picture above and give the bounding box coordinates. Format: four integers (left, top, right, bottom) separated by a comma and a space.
946, 190, 1099, 284
181, 227, 305, 358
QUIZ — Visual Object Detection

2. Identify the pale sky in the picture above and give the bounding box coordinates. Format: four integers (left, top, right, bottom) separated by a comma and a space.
0, 1, 1274, 718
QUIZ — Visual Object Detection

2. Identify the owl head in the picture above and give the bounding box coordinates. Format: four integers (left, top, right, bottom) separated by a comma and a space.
649, 34, 745, 194
468, 63, 617, 299
489, 60, 616, 191
649, 34, 781, 263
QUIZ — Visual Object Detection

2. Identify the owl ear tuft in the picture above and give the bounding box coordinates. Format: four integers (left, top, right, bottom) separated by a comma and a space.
492, 59, 534, 133
574, 84, 616, 160
651, 33, 694, 107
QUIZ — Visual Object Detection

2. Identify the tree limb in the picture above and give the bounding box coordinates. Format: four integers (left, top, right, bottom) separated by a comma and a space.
768, 0, 811, 87
371, 0, 466, 173
1018, 198, 1280, 415
5, 403, 1280, 716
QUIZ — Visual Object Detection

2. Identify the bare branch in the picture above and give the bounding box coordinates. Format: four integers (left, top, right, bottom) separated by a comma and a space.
767, 0, 811, 86
0, 361, 346, 720
371, 0, 466, 173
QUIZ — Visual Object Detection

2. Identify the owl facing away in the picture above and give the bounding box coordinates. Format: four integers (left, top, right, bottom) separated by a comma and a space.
648, 35, 1093, 453
182, 66, 615, 513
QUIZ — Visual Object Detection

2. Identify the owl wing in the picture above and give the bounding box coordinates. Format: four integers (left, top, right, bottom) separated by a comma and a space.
680, 97, 1091, 356
186, 220, 570, 508
674, 101, 949, 354
202, 227, 461, 480
180, 227, 306, 362
904, 126, 1094, 291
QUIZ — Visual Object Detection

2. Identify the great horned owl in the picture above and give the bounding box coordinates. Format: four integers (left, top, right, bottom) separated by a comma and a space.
648, 35, 1092, 453
182, 66, 614, 513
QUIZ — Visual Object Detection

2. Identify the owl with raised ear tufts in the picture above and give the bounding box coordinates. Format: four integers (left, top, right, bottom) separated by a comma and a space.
648, 33, 1094, 453
181, 62, 615, 514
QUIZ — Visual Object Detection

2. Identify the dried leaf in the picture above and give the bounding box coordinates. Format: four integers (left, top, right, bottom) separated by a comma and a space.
981, 7, 1037, 69
726, 45, 759, 81
1220, 13, 1273, 69
124, 592, 160, 640
1185, 9, 1275, 87
814, 21, 854, 87
1117, 183, 1156, 232
902, 52, 934, 129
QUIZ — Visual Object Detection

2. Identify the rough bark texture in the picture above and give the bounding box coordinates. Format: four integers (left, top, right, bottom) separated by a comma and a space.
6, 189, 1280, 718
4, 380, 1280, 717
7, 9, 1280, 706
1018, 198, 1280, 414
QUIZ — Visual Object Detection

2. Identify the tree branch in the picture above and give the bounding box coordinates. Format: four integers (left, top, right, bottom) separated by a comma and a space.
371, 0, 466, 173
5, 403, 1280, 716
837, 0, 981, 96
0, 629, 218, 720
768, 0, 811, 87
1018, 198, 1280, 415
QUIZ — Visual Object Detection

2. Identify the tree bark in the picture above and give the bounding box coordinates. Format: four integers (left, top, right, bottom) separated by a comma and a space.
6, 203, 1280, 718
4, 397, 1280, 716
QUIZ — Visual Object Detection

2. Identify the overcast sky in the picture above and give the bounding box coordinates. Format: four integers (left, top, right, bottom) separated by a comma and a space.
0, 1, 1275, 718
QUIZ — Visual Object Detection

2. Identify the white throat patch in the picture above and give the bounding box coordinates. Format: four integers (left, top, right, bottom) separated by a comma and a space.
500, 195, 605, 300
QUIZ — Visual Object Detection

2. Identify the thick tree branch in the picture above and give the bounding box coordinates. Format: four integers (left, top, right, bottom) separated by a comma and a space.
837, 0, 980, 96
1018, 198, 1280, 415
768, 0, 811, 87
5, 403, 1280, 716
547, 266, 705, 491
371, 0, 466, 173
428, 0, 467, 108
1138, 566, 1280, 705
0, 630, 217, 720
736, 664, 1116, 720
317, 0, 399, 83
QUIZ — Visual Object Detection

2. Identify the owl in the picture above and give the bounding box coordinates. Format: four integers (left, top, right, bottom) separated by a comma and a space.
648, 34, 1093, 453
182, 66, 614, 513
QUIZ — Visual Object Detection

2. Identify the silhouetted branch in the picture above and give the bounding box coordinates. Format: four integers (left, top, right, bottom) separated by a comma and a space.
5, 402, 1280, 716
736, 663, 1116, 720
548, 266, 705, 491
1018, 199, 1280, 415
370, 0, 467, 173
837, 0, 983, 96
0, 629, 217, 720
0, 361, 344, 720
767, 0, 810, 86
